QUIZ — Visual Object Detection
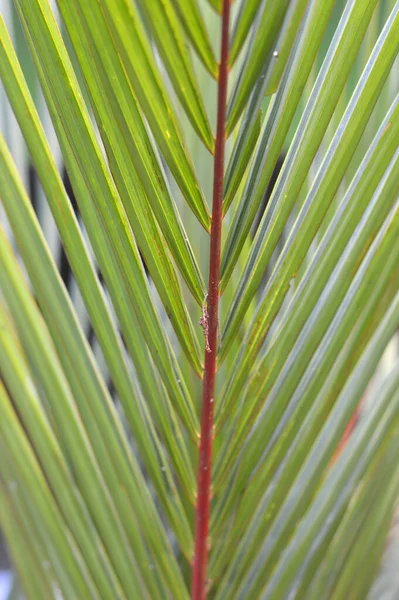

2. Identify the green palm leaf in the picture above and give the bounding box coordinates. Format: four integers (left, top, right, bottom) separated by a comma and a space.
220, 4, 398, 361
1, 1, 398, 599
227, 0, 291, 130
136, 0, 214, 150
98, 0, 211, 229
221, 0, 385, 298
223, 0, 334, 215
223, 0, 310, 213
172, 0, 218, 78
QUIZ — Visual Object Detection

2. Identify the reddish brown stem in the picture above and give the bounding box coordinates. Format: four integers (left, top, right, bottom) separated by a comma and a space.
191, 2, 230, 599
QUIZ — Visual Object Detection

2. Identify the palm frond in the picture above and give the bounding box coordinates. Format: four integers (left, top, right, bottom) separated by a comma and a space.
1, 1, 398, 598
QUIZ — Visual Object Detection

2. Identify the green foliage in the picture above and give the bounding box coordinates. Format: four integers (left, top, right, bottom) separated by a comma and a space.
0, 0, 398, 598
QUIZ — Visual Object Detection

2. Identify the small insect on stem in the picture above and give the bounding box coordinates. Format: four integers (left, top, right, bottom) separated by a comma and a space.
273, 50, 279, 58
199, 294, 211, 353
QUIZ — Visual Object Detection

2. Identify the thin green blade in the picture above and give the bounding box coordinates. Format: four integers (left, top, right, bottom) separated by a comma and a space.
99, 0, 211, 229
172, 0, 218, 78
